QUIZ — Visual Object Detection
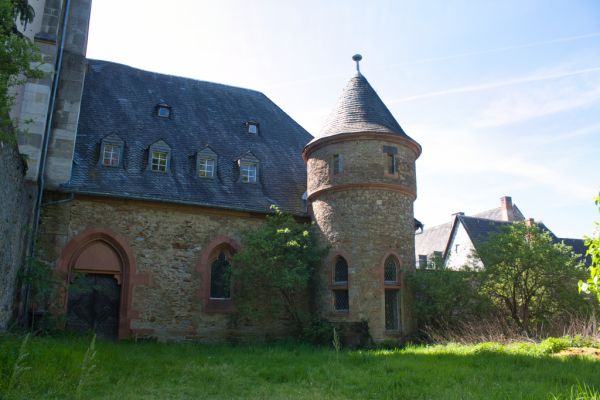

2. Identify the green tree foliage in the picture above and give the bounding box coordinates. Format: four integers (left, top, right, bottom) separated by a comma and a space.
1, 0, 43, 142
231, 206, 326, 336
579, 194, 600, 302
408, 267, 492, 332
474, 222, 587, 335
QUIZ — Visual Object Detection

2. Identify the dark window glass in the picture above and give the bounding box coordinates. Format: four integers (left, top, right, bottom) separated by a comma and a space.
334, 290, 349, 311
384, 256, 398, 283
333, 154, 342, 175
210, 251, 231, 299
385, 289, 400, 330
387, 153, 396, 174
334, 256, 348, 284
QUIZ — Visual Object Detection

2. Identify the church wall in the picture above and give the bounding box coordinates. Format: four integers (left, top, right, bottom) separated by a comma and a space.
38, 195, 297, 341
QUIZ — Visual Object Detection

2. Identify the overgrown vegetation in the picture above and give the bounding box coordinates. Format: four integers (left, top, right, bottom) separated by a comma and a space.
410, 222, 597, 340
1, 0, 43, 143
231, 206, 327, 337
580, 194, 600, 303
0, 334, 598, 399
475, 222, 590, 335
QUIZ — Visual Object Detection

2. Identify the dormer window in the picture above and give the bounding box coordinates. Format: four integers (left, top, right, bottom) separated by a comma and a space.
151, 151, 168, 172
148, 140, 171, 173
238, 152, 259, 183
197, 146, 217, 179
246, 121, 259, 135
103, 144, 121, 166
99, 134, 124, 168
156, 101, 171, 118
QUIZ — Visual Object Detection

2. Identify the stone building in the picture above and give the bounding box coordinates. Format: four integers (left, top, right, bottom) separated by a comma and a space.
7, 1, 422, 342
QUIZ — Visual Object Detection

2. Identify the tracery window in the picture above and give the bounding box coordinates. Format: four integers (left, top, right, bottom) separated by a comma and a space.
383, 255, 401, 331
333, 256, 349, 312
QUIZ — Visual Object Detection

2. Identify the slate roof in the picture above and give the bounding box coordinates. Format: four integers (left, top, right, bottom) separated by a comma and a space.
473, 204, 525, 221
308, 73, 417, 145
457, 216, 589, 264
415, 221, 452, 257
65, 60, 313, 215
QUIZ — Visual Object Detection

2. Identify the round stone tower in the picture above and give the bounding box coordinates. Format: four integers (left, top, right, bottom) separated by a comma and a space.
303, 56, 421, 342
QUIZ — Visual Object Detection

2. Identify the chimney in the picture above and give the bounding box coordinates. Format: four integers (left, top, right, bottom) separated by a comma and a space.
525, 218, 535, 227
500, 196, 514, 221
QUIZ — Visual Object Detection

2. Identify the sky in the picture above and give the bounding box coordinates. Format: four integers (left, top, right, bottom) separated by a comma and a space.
86, 0, 600, 239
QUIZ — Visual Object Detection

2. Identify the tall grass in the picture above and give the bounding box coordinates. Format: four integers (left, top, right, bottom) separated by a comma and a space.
0, 335, 598, 399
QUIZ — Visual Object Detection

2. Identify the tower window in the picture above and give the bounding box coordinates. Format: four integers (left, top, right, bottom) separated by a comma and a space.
151, 151, 168, 172
332, 255, 349, 312
332, 154, 342, 175
385, 290, 400, 330
247, 121, 259, 135
383, 145, 398, 174
384, 256, 398, 283
383, 255, 401, 331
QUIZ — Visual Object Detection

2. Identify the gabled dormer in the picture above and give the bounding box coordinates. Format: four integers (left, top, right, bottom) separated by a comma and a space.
196, 146, 217, 179
99, 134, 124, 168
148, 140, 171, 173
236, 152, 259, 183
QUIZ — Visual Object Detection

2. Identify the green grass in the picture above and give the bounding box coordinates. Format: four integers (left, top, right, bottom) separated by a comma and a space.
0, 335, 598, 399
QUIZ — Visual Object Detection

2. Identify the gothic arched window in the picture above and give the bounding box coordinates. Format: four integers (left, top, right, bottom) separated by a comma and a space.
383, 255, 401, 331
332, 256, 349, 312
210, 251, 231, 299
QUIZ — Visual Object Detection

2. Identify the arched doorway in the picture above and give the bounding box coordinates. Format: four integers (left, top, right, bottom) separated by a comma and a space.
56, 227, 148, 339
65, 240, 122, 339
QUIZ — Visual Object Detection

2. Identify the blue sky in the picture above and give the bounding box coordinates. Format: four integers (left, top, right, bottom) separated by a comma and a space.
87, 0, 600, 238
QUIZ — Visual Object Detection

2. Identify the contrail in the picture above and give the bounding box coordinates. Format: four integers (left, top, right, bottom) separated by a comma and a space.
264, 32, 600, 90
388, 66, 600, 104
381, 32, 600, 69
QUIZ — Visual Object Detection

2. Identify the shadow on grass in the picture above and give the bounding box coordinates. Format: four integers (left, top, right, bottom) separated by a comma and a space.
0, 335, 598, 399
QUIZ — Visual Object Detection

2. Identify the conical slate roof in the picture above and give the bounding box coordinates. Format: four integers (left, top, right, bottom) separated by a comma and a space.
312, 73, 412, 142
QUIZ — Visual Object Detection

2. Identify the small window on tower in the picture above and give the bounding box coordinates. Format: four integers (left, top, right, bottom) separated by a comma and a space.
247, 121, 259, 135
332, 154, 342, 175
383, 145, 398, 174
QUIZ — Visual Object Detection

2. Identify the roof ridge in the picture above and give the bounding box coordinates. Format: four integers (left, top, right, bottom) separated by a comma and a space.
87, 58, 266, 96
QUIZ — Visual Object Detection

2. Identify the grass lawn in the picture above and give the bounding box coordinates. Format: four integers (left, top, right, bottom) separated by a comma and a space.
0, 335, 599, 399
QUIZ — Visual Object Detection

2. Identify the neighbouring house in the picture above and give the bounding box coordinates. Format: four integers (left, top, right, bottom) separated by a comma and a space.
6, 0, 422, 343
415, 196, 588, 270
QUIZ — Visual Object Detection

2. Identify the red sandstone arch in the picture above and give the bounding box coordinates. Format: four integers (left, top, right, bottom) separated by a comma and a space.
195, 235, 240, 314
57, 227, 150, 339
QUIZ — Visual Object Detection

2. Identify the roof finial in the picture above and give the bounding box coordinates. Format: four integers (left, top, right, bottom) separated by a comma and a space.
352, 54, 362, 73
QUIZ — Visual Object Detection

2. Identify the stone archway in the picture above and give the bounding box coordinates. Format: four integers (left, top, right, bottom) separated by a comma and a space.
57, 228, 149, 339
65, 240, 122, 339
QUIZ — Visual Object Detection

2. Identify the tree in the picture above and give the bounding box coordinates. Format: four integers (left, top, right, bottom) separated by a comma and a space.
1, 0, 43, 142
231, 206, 326, 336
579, 194, 600, 302
474, 222, 587, 335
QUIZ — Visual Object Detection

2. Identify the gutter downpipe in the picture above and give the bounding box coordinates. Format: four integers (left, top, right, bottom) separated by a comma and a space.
21, 0, 71, 325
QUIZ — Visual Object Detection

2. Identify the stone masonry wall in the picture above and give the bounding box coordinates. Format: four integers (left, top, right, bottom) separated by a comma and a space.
38, 195, 296, 342
307, 137, 418, 342
0, 143, 34, 330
